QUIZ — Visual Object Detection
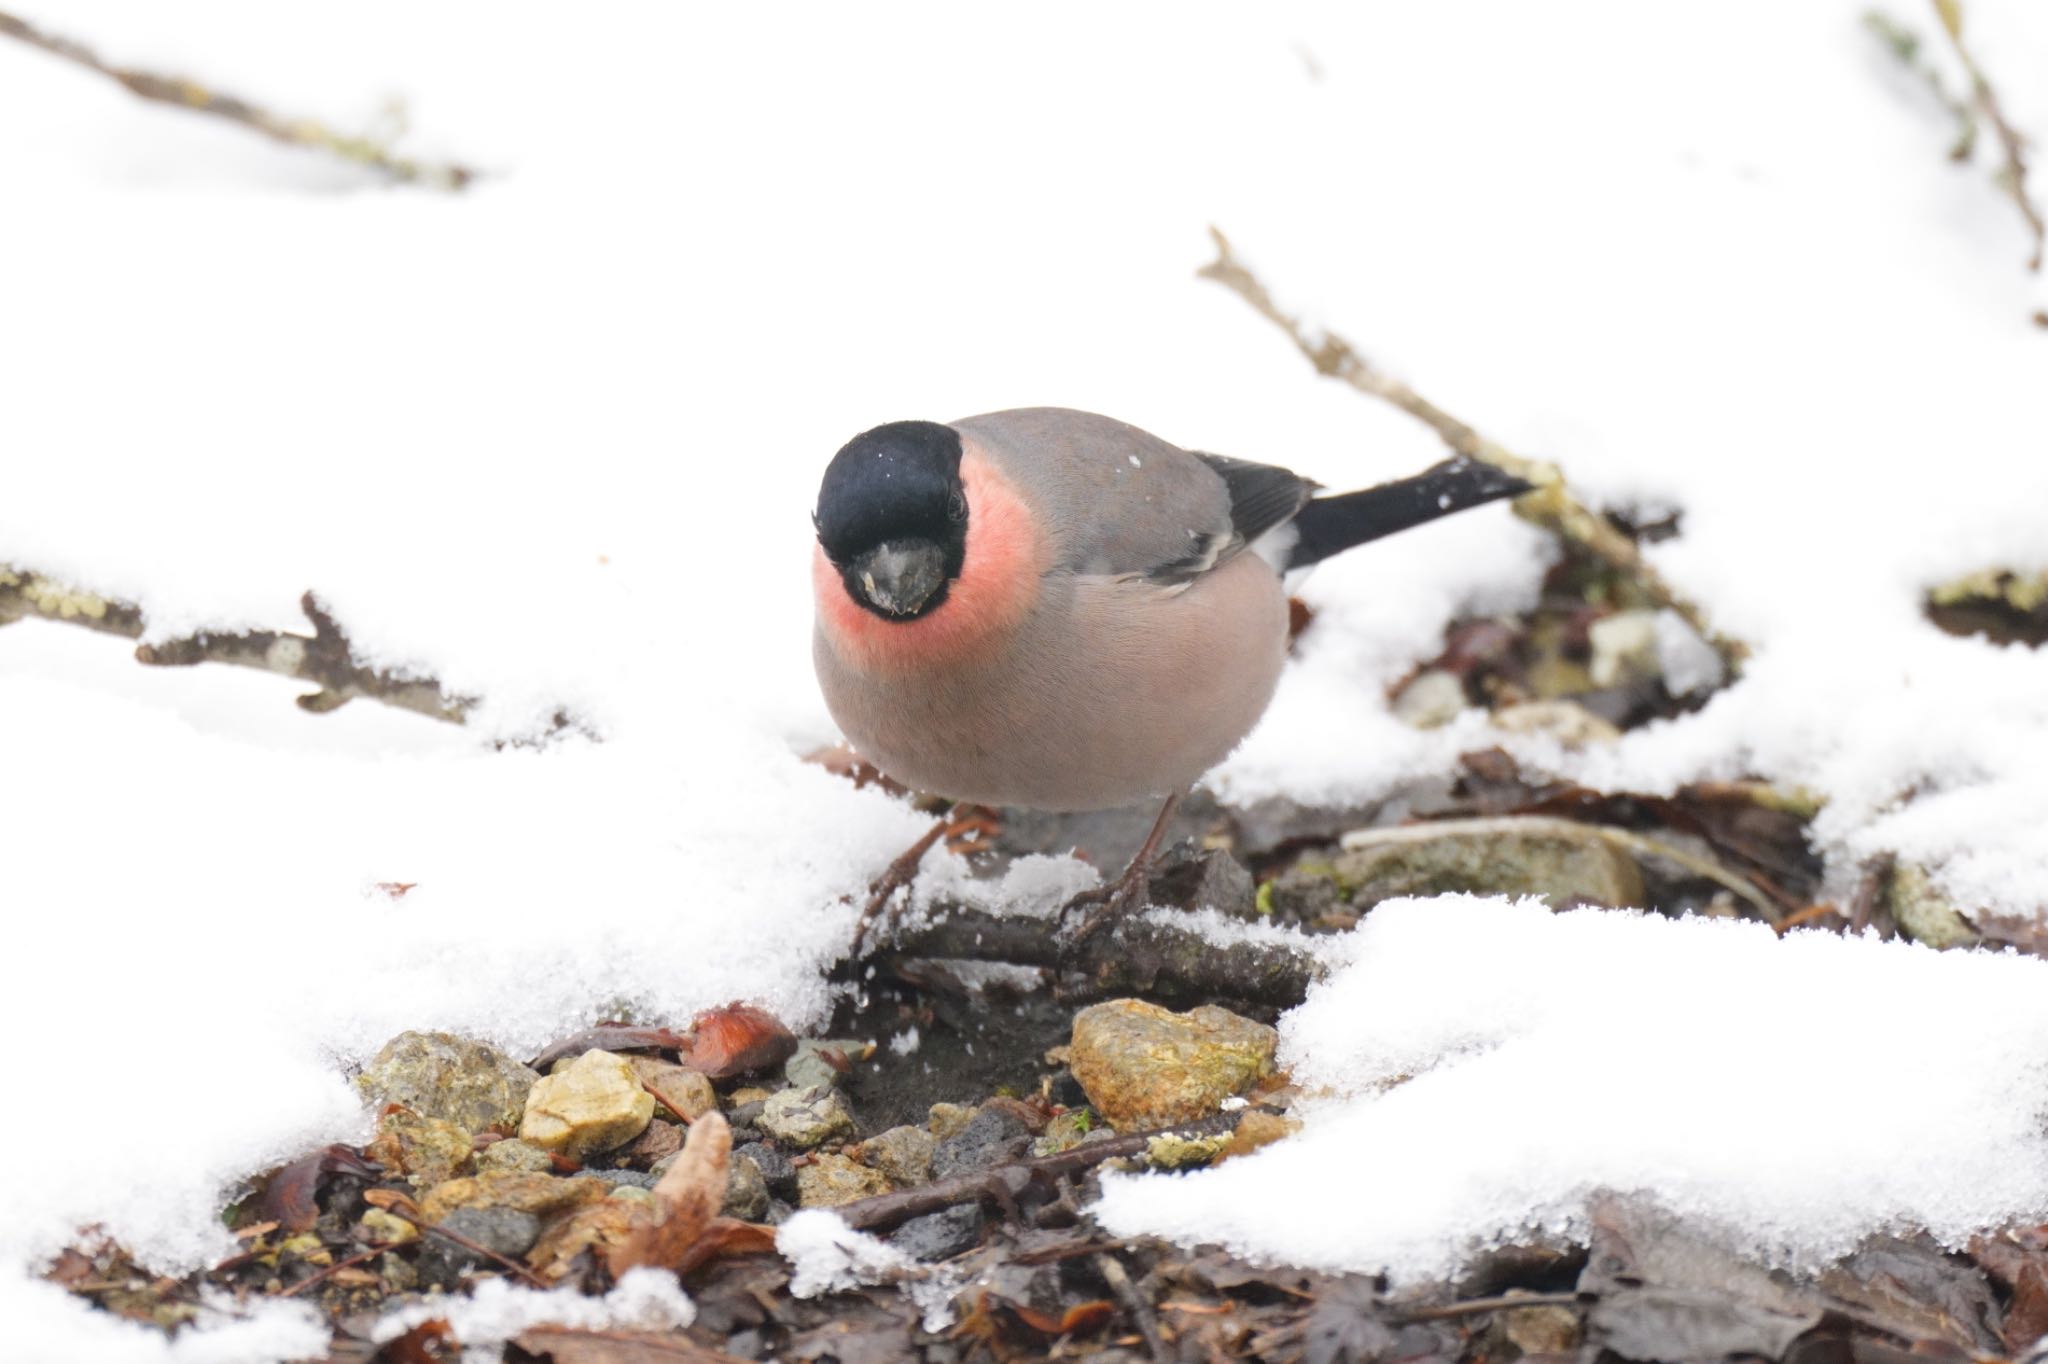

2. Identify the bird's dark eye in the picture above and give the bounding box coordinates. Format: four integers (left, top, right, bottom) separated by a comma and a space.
946, 490, 968, 523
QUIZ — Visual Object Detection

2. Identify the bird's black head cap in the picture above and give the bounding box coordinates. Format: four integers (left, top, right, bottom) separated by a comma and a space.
814, 420, 968, 621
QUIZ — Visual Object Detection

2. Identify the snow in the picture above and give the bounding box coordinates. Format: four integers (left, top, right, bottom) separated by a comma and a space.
1097, 898, 2048, 1279
776, 1211, 958, 1332
2, 0, 2048, 1355
374, 1270, 694, 1358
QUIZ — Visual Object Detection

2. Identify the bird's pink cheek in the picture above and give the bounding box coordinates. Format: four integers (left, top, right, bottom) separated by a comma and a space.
814, 454, 1041, 673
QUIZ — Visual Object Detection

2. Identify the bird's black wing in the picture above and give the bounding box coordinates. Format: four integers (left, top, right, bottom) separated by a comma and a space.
1285, 456, 1531, 570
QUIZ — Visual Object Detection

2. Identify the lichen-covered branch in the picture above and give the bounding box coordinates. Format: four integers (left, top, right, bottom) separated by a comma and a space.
1865, 11, 1979, 161
873, 902, 1324, 1010
1199, 227, 1749, 674
1928, 0, 2045, 271
0, 8, 475, 191
1, 564, 472, 723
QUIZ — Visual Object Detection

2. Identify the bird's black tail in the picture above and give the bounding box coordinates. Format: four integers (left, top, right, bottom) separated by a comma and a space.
1285, 456, 1532, 570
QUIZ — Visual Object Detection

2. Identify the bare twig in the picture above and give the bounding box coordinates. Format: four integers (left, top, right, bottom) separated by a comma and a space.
1864, 11, 1978, 161
0, 8, 474, 190
1, 564, 473, 723
1199, 227, 1749, 675
1928, 0, 2045, 270
1388, 1290, 1581, 1324
833, 1109, 1255, 1234
871, 902, 1323, 1010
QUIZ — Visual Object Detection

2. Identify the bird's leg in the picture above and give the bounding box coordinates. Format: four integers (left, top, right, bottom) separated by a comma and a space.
850, 806, 992, 955
1062, 790, 1185, 943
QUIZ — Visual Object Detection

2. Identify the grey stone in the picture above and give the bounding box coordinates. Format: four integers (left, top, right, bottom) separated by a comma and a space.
475, 1139, 553, 1175
356, 1031, 538, 1134
722, 1152, 770, 1221
733, 1142, 797, 1200
886, 1204, 984, 1261
931, 1107, 1031, 1179
417, 1205, 542, 1288
1334, 815, 1645, 909
1146, 844, 1256, 917
860, 1124, 936, 1187
784, 1039, 872, 1093
589, 1168, 658, 1189
759, 1084, 855, 1148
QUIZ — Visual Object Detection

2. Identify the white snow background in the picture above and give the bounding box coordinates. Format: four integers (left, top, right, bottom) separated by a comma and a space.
3, 1, 2047, 1358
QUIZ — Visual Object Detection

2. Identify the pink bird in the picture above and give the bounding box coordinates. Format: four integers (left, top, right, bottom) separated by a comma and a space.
812, 407, 1527, 941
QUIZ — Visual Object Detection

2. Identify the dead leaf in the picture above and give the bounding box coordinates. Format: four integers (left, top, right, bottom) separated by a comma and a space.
607, 1112, 731, 1277
261, 1144, 383, 1233
678, 1005, 796, 1079
509, 1326, 748, 1362
671, 1219, 777, 1277
374, 881, 418, 900
530, 1025, 696, 1073
374, 1319, 457, 1362
1006, 1299, 1115, 1336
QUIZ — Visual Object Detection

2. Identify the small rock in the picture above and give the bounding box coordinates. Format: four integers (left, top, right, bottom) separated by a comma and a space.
784, 1039, 874, 1093
1334, 816, 1645, 909
606, 1185, 657, 1207
1492, 699, 1622, 749
860, 1125, 936, 1187
887, 1204, 984, 1261
1030, 1110, 1101, 1158
728, 1086, 775, 1107
1393, 668, 1470, 729
932, 1106, 1033, 1178
518, 1049, 656, 1159
1070, 1000, 1277, 1131
358, 1208, 418, 1246
1885, 864, 1980, 949
1146, 845, 1257, 917
1589, 610, 1662, 689
796, 1152, 890, 1207
626, 1058, 719, 1122
356, 1031, 538, 1134
475, 1139, 553, 1175
926, 1103, 978, 1140
1216, 1110, 1300, 1163
416, 1205, 542, 1288
616, 1118, 683, 1168
1505, 1303, 1583, 1353
589, 1168, 658, 1189
1261, 865, 1345, 923
365, 1107, 474, 1188
728, 1143, 797, 1201
722, 1153, 770, 1221
1146, 1130, 1230, 1170
759, 1085, 855, 1148
419, 1170, 609, 1224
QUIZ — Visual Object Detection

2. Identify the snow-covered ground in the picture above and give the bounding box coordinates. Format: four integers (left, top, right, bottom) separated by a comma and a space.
3, 2, 2047, 1357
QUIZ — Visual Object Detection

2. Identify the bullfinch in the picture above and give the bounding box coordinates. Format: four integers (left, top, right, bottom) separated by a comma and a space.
812, 407, 1529, 938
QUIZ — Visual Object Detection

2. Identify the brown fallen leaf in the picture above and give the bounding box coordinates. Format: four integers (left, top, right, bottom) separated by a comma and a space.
510, 1325, 750, 1363
669, 1219, 777, 1278
374, 1318, 457, 1362
529, 1025, 697, 1073
678, 1005, 796, 1079
607, 1113, 730, 1277
1006, 1299, 1116, 1337
261, 1144, 383, 1233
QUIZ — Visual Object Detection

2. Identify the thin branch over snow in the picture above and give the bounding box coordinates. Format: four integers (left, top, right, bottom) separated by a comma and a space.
0, 8, 476, 191
0, 564, 473, 724
1928, 0, 2045, 271
1199, 227, 1750, 675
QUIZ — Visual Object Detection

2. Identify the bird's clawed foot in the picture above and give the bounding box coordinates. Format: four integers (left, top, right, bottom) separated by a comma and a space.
849, 806, 998, 957
1058, 856, 1158, 945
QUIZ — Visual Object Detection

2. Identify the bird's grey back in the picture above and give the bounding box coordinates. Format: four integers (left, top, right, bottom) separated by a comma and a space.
950, 408, 1237, 579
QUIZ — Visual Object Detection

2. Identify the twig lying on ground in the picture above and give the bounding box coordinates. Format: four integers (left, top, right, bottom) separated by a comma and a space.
0, 8, 475, 190
1199, 227, 1749, 676
833, 1108, 1253, 1233
874, 903, 1323, 1010
1928, 0, 2045, 271
1, 564, 472, 723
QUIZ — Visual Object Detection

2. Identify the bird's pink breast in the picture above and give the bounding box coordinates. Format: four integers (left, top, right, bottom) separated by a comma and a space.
813, 450, 1042, 673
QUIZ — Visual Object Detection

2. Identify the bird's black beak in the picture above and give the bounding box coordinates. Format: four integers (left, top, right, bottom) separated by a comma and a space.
843, 538, 950, 619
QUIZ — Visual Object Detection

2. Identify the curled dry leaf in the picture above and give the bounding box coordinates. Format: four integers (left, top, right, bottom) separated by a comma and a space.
530, 1025, 696, 1073
679, 1004, 796, 1079
260, 1144, 383, 1233
607, 1111, 731, 1277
